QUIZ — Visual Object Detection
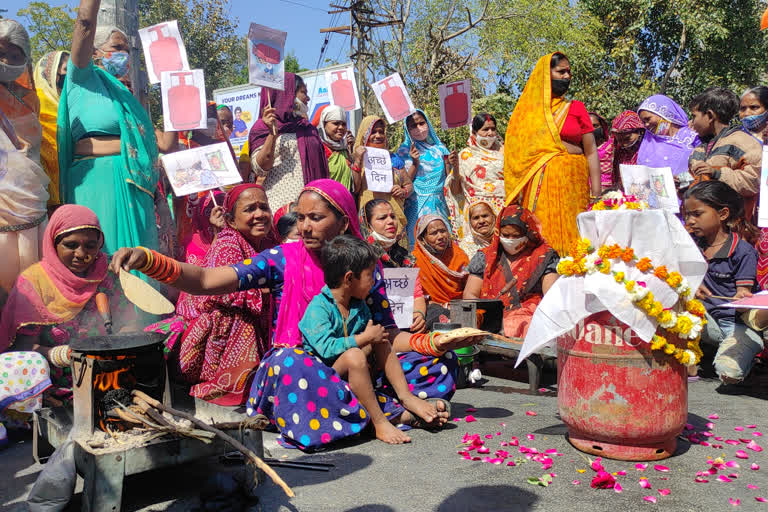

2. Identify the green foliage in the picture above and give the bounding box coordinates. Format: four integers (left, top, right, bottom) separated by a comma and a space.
16, 2, 76, 62
285, 51, 307, 74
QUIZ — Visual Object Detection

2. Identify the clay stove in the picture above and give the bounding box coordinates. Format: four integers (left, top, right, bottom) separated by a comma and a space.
34, 333, 263, 512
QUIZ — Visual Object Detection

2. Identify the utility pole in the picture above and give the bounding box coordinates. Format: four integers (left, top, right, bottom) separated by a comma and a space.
322, 1, 402, 109
97, 0, 146, 106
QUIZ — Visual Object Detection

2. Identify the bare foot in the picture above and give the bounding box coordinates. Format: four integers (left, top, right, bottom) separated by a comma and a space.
373, 420, 411, 444
401, 396, 449, 428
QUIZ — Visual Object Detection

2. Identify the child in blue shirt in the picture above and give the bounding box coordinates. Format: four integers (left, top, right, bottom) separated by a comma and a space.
683, 181, 762, 383
299, 235, 413, 444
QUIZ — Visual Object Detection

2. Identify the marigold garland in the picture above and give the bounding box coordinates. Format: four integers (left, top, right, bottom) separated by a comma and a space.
588, 191, 650, 212
557, 237, 706, 367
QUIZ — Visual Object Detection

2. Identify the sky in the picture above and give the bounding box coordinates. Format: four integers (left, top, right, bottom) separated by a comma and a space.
4, 0, 352, 71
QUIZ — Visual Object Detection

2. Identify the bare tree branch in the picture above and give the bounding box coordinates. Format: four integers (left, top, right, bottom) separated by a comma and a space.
660, 23, 686, 94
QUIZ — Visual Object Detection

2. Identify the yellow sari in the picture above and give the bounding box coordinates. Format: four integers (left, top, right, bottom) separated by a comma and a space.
34, 51, 68, 207
503, 53, 589, 255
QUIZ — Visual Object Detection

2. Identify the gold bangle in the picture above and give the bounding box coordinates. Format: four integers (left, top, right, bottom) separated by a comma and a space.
137, 246, 153, 273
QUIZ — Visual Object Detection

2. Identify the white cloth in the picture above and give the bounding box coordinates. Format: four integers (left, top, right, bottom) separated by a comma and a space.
516, 209, 707, 365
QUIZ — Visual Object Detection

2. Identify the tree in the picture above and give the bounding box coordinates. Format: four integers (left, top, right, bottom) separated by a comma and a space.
285, 51, 307, 74
16, 2, 76, 62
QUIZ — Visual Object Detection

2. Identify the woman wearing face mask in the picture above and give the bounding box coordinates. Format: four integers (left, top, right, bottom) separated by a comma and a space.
399, 110, 455, 248
315, 104, 360, 193
35, 51, 69, 210
504, 52, 601, 256
603, 110, 646, 189
446, 113, 504, 256
59, 0, 177, 260
739, 87, 768, 144
0, 19, 42, 162
249, 73, 329, 209
413, 215, 469, 329
636, 94, 699, 187
463, 205, 559, 339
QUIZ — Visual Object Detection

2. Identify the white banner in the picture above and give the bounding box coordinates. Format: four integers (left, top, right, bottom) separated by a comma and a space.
161, 69, 207, 132
139, 21, 190, 84
382, 268, 419, 329
371, 73, 415, 124
363, 147, 393, 193
160, 142, 242, 196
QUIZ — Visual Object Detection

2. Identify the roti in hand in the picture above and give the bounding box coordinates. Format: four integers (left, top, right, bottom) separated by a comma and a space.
434, 327, 488, 351
119, 269, 175, 315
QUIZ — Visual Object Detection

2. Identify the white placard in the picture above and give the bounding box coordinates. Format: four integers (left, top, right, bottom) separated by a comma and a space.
248, 23, 287, 91
382, 268, 419, 329
363, 147, 393, 193
139, 21, 190, 84
371, 73, 415, 124
324, 66, 360, 111
619, 164, 679, 213
160, 70, 207, 132
438, 79, 471, 130
160, 142, 242, 196
759, 146, 768, 227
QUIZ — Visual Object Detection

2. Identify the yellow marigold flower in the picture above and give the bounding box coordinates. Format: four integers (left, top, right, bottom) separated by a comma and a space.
599, 260, 612, 274
557, 260, 573, 275
666, 272, 683, 288
576, 238, 593, 256
653, 265, 669, 280
663, 343, 677, 355
647, 300, 664, 318
625, 280, 636, 292
651, 335, 667, 350
675, 316, 693, 335
658, 310, 674, 327
636, 257, 653, 272
592, 202, 606, 211
614, 271, 625, 283
686, 299, 706, 318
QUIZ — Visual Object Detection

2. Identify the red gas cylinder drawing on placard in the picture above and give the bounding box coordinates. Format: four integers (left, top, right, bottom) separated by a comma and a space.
149, 24, 183, 75
380, 77, 411, 121
168, 72, 202, 130
253, 42, 280, 64
331, 70, 356, 110
444, 81, 469, 128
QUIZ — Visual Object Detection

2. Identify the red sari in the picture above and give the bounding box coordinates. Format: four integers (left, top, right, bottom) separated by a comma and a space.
480, 205, 558, 339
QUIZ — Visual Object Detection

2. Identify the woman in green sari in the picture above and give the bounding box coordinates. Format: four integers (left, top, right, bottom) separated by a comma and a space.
58, 0, 175, 255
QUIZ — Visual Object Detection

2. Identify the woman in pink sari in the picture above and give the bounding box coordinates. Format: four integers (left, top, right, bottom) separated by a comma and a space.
147, 184, 277, 405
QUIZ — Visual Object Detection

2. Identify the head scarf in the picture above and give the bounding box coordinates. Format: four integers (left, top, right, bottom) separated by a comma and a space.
608, 110, 645, 179
248, 72, 329, 185
398, 109, 449, 156
359, 199, 414, 268
0, 205, 108, 351
274, 179, 361, 346
34, 51, 69, 205
93, 26, 128, 51
412, 214, 469, 306
636, 94, 699, 175
0, 19, 32, 61
181, 189, 224, 264
273, 202, 296, 225
355, 115, 386, 152
464, 199, 497, 250
317, 104, 347, 152
480, 204, 554, 311
222, 183, 279, 250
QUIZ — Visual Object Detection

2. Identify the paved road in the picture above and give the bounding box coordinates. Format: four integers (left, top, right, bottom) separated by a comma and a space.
3, 369, 768, 511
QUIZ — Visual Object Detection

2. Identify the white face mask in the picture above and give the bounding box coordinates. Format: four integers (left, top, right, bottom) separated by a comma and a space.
475, 134, 497, 149
410, 125, 429, 142
0, 61, 26, 83
372, 229, 397, 249
294, 97, 309, 117
499, 236, 528, 256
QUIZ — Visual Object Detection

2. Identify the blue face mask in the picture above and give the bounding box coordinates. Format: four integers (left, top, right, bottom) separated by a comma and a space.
742, 110, 768, 132
101, 51, 130, 78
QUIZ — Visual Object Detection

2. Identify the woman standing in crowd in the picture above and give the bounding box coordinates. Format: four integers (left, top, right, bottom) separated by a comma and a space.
178, 190, 225, 266
0, 20, 42, 161
413, 215, 469, 328
35, 50, 69, 209
589, 112, 613, 189
637, 94, 699, 183
463, 205, 559, 339
504, 52, 601, 256
111, 179, 474, 450
148, 184, 277, 405
316, 105, 359, 193
399, 110, 456, 248
0, 205, 138, 411
249, 73, 329, 209
446, 113, 504, 257
355, 115, 412, 246
604, 110, 645, 189
360, 198, 427, 333
59, 0, 176, 255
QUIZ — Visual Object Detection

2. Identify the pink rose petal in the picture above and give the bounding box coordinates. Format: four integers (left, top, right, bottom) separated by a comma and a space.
729, 498, 741, 506
538, 388, 548, 393
735, 426, 745, 431
639, 479, 652, 489
747, 424, 757, 429
709, 413, 720, 419
735, 450, 749, 459
464, 415, 477, 423
477, 446, 490, 454
729, 473, 739, 478
453, 418, 461, 422
614, 482, 623, 493
527, 434, 535, 440
525, 411, 537, 416
716, 437, 724, 441
707, 422, 716, 429
718, 475, 733, 482
509, 437, 519, 446
685, 423, 695, 430
572, 479, 581, 485
752, 463, 760, 470
466, 408, 477, 412
591, 457, 605, 472
726, 461, 741, 468
506, 461, 516, 467
658, 489, 670, 496
756, 497, 767, 502
741, 439, 752, 444
643, 496, 657, 503
695, 477, 710, 483
654, 464, 670, 472
755, 432, 764, 437
616, 470, 627, 476
749, 484, 760, 490
726, 440, 741, 446
636, 463, 648, 471
484, 434, 494, 439
747, 440, 764, 452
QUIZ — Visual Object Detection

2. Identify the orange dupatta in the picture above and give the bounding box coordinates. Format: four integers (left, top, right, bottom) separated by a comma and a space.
412, 214, 469, 306
503, 53, 589, 255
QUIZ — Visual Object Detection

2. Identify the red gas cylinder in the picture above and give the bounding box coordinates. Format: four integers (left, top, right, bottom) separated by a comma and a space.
380, 78, 411, 121
149, 25, 183, 76
444, 82, 469, 128
557, 311, 687, 461
331, 70, 356, 110
168, 72, 202, 130
254, 43, 280, 64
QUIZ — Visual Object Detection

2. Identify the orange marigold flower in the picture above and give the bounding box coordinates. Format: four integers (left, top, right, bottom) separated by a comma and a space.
636, 257, 653, 272
653, 266, 669, 280
620, 248, 635, 262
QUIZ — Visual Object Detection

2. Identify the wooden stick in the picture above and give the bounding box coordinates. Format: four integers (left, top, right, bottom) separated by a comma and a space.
209, 190, 218, 207
708, 295, 735, 301
132, 390, 294, 498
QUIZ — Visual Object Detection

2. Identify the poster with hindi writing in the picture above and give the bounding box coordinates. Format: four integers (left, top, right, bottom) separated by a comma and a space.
759, 146, 768, 227
161, 70, 207, 132
160, 142, 242, 196
619, 164, 679, 213
248, 23, 287, 91
438, 79, 471, 130
324, 66, 360, 112
382, 268, 419, 329
363, 147, 393, 193
371, 73, 415, 124
139, 21, 190, 84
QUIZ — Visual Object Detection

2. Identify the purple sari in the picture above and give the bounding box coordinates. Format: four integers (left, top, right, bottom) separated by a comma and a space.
636, 95, 699, 176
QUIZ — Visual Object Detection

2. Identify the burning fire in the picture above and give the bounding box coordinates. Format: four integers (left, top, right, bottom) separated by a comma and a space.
94, 367, 130, 392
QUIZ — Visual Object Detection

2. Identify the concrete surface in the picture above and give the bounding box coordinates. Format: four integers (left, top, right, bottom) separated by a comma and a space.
3, 366, 768, 511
